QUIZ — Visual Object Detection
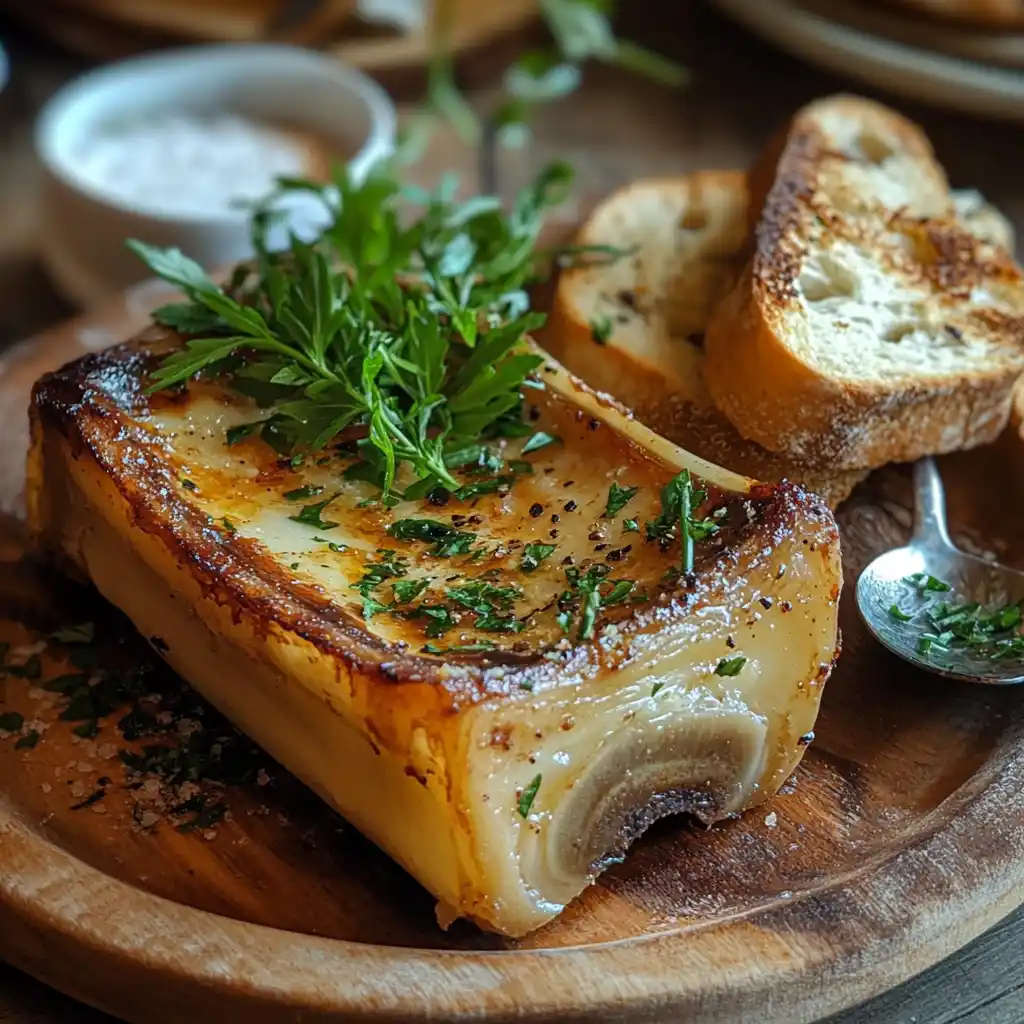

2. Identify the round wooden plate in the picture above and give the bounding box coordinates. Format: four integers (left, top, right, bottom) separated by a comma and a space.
3, 292, 1024, 1023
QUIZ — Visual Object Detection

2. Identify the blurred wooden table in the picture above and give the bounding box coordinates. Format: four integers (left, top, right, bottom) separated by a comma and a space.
3, 2, 1024, 1021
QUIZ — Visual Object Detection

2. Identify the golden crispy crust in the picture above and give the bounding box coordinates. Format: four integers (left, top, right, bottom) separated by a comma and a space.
29, 332, 837, 708
705, 95, 1024, 471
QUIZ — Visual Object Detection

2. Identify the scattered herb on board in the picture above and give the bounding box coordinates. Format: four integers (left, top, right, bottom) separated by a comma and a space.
0, 711, 24, 732
651, 682, 664, 697
604, 482, 638, 518
517, 772, 543, 818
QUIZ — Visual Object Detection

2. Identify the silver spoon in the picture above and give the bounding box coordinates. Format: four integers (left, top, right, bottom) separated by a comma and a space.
856, 456, 1024, 685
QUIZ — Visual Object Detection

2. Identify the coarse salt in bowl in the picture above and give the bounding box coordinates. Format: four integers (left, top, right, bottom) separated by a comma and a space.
36, 44, 397, 307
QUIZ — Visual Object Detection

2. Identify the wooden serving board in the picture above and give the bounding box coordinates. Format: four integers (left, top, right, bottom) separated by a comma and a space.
3, 293, 1024, 1023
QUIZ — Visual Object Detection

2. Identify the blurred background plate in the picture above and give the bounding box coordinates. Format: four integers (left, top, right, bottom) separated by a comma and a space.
714, 0, 1024, 122
803, 0, 1024, 70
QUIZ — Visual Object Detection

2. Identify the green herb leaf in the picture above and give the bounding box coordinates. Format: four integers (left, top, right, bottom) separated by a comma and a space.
714, 656, 747, 677
15, 729, 40, 750
393, 578, 431, 604
289, 494, 341, 531
623, 518, 639, 532
604, 482, 638, 518
518, 772, 542, 817
283, 484, 325, 502
888, 604, 913, 622
226, 421, 262, 446
134, 161, 575, 500
904, 573, 951, 593
521, 542, 557, 572
388, 518, 476, 557
590, 314, 613, 344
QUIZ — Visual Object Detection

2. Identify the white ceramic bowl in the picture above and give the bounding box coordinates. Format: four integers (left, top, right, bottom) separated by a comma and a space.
36, 44, 397, 307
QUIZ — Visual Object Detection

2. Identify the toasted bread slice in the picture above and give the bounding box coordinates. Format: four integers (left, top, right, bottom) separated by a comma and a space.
541, 172, 866, 508
704, 95, 1024, 471
953, 188, 1016, 253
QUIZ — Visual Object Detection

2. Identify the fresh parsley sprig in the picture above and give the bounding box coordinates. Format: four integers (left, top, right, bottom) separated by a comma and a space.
130, 161, 573, 499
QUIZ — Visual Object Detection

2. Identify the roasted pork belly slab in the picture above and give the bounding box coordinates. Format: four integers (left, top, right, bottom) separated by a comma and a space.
27, 328, 842, 936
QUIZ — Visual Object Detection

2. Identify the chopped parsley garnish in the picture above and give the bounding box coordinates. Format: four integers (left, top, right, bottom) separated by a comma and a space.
131, 161, 576, 500
714, 656, 747, 677
283, 484, 325, 501
604, 482, 638, 518
558, 565, 634, 641
176, 799, 227, 833
220, 517, 237, 534
899, 577, 1024, 662
388, 518, 476, 557
392, 578, 431, 604
50, 623, 94, 645
449, 580, 525, 633
521, 431, 561, 455
651, 682, 664, 697
351, 550, 408, 617
225, 421, 261, 446
904, 572, 951, 593
521, 542, 557, 572
590, 314, 613, 343
645, 469, 719, 572
415, 605, 457, 638
518, 773, 542, 818
289, 494, 341, 530
888, 604, 913, 622
623, 518, 639, 532
180, 478, 197, 491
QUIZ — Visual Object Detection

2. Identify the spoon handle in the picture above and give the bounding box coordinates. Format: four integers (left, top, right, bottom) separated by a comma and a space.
912, 457, 954, 550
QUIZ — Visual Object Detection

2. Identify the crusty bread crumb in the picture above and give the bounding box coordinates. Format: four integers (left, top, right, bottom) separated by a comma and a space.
704, 94, 1024, 471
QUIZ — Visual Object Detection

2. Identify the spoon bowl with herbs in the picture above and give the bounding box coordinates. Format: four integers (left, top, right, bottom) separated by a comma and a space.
857, 457, 1024, 685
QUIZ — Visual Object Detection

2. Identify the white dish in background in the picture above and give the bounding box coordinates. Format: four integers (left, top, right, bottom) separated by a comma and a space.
35, 44, 397, 308
714, 0, 1024, 122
